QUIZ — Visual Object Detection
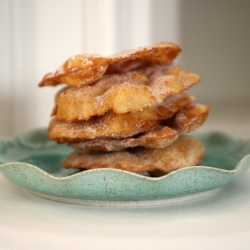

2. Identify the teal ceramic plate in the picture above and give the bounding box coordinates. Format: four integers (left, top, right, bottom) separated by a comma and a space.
0, 128, 250, 207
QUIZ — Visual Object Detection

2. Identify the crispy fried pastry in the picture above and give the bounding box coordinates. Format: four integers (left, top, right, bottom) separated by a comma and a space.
162, 102, 210, 133
52, 63, 200, 122
38, 41, 210, 176
52, 70, 149, 121
70, 127, 179, 152
69, 102, 209, 152
38, 42, 181, 88
63, 135, 204, 174
48, 92, 195, 143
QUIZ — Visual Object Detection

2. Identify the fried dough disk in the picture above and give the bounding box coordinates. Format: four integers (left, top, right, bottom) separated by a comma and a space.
63, 135, 204, 174
38, 42, 181, 88
48, 92, 195, 143
70, 126, 178, 152
52, 63, 200, 122
69, 103, 209, 152
52, 70, 149, 121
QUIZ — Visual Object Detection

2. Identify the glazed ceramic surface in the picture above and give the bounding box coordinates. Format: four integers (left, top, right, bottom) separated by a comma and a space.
0, 128, 249, 203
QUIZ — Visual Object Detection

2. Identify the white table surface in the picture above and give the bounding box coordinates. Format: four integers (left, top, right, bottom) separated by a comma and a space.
1, 104, 250, 250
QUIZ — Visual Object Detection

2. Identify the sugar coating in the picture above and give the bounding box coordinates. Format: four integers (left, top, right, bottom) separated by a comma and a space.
53, 63, 200, 122
48, 92, 196, 142
38, 42, 181, 87
63, 135, 205, 174
68, 102, 209, 152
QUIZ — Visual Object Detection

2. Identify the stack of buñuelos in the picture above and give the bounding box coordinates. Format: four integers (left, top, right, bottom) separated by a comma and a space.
39, 42, 209, 176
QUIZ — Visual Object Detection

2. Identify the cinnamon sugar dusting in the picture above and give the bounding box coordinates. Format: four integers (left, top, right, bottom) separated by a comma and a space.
39, 41, 209, 175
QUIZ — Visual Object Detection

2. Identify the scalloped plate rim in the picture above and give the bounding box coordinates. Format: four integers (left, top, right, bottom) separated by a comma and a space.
0, 129, 250, 204
1, 154, 250, 182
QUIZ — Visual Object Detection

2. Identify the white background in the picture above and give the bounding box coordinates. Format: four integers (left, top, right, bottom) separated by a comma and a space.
1, 0, 249, 138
